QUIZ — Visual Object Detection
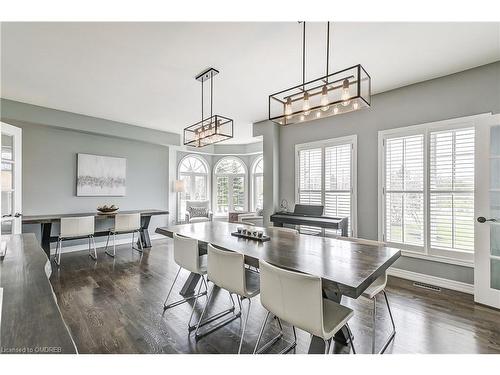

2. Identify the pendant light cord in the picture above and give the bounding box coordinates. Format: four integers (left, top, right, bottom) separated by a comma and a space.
302, 21, 306, 90
201, 79, 204, 121
326, 22, 330, 79
210, 72, 213, 118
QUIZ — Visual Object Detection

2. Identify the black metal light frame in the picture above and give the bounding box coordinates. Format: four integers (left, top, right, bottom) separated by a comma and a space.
268, 22, 371, 125
183, 67, 234, 147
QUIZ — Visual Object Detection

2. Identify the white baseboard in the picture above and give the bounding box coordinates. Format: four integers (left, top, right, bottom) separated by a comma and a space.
50, 233, 165, 255
387, 267, 474, 295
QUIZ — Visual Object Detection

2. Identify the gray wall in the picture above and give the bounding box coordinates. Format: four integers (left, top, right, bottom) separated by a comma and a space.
275, 62, 500, 284
1, 107, 171, 247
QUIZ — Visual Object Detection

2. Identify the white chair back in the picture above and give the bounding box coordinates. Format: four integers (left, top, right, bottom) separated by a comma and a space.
114, 213, 141, 232
207, 244, 245, 296
60, 216, 95, 238
259, 259, 325, 338
173, 233, 202, 274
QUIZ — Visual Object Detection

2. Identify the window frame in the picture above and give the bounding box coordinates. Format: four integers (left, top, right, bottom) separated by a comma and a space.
294, 135, 358, 237
378, 114, 487, 266
177, 154, 210, 221
212, 156, 248, 216
251, 156, 264, 211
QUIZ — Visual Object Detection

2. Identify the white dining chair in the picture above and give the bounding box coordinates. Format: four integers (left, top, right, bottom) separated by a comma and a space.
54, 216, 97, 266
254, 259, 356, 354
104, 213, 143, 257
163, 233, 209, 330
194, 244, 260, 354
335, 236, 396, 354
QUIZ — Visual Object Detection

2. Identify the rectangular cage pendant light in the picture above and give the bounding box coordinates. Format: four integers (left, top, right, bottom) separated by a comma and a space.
269, 22, 371, 126
269, 64, 371, 125
184, 68, 234, 147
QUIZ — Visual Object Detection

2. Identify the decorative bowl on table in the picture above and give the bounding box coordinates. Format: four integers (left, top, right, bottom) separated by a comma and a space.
97, 205, 119, 214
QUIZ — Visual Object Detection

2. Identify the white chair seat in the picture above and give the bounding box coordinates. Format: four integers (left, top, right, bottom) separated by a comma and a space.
322, 299, 355, 339
189, 217, 210, 223
243, 269, 260, 298
362, 274, 387, 299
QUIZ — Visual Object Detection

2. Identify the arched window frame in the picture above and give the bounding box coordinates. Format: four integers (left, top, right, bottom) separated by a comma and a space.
251, 156, 264, 211
177, 154, 210, 221
213, 156, 248, 215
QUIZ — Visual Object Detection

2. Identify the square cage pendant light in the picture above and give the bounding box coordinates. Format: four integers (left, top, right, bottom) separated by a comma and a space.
269, 64, 371, 125
184, 68, 234, 147
269, 22, 371, 126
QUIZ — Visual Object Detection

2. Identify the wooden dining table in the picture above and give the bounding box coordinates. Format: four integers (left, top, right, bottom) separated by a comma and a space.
23, 209, 169, 258
156, 221, 401, 354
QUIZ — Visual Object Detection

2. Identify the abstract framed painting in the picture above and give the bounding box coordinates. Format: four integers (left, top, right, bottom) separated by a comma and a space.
77, 153, 126, 196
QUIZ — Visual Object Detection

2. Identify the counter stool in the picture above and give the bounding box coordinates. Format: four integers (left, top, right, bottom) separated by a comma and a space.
54, 216, 97, 266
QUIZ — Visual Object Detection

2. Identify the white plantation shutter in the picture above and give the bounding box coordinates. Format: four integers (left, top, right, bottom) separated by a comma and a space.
430, 127, 474, 251
384, 135, 424, 246
298, 148, 322, 206
325, 144, 352, 234
297, 138, 355, 236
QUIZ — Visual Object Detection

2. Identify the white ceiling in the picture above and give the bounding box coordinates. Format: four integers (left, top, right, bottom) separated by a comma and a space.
1, 22, 499, 144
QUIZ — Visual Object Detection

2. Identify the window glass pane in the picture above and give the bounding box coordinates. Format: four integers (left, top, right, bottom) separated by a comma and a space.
1, 162, 13, 190
385, 134, 424, 246
216, 176, 229, 214
232, 177, 245, 211
299, 148, 322, 191
254, 157, 263, 174
430, 128, 474, 251
193, 176, 207, 200
1, 134, 13, 160
215, 157, 245, 174
179, 156, 207, 173
254, 175, 263, 210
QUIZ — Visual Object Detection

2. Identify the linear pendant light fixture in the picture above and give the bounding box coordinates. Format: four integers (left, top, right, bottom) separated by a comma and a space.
184, 68, 233, 147
269, 22, 371, 125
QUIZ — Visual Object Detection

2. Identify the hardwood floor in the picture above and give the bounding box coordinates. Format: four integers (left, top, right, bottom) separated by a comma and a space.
49, 238, 500, 354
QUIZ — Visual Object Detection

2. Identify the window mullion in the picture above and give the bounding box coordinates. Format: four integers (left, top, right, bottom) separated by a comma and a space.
424, 128, 430, 255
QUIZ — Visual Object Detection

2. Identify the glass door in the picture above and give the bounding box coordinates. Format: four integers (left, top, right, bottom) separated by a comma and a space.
1, 122, 22, 235
475, 114, 500, 308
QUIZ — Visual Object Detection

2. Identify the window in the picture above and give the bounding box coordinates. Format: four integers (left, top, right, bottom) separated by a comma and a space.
213, 156, 247, 215
178, 155, 209, 221
296, 135, 357, 236
252, 156, 264, 211
379, 119, 475, 262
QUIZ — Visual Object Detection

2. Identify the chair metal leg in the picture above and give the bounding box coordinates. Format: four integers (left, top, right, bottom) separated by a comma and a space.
88, 235, 97, 261
164, 267, 208, 325
253, 311, 270, 354
324, 338, 332, 354
105, 232, 115, 257
187, 275, 208, 329
238, 297, 252, 354
54, 238, 62, 267
345, 323, 356, 354
254, 313, 296, 354
194, 284, 240, 339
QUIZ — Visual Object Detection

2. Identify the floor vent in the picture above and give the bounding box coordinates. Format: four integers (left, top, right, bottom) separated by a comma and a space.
413, 281, 441, 292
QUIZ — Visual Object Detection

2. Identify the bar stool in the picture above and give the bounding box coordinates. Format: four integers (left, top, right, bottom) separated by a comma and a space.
254, 259, 356, 354
54, 216, 97, 266
163, 233, 209, 330
104, 213, 143, 257
194, 244, 260, 354
335, 236, 396, 354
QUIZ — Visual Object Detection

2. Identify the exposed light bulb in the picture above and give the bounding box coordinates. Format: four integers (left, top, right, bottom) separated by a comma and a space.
353, 101, 359, 110
316, 111, 321, 118
284, 97, 292, 117
333, 106, 339, 115
341, 79, 350, 107
303, 91, 311, 115
320, 85, 330, 111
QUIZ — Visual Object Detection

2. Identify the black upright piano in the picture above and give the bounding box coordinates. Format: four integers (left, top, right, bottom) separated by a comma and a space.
270, 204, 349, 237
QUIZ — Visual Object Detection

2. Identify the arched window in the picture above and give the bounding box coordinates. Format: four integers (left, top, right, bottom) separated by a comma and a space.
252, 156, 264, 211
178, 155, 209, 221
213, 156, 247, 215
